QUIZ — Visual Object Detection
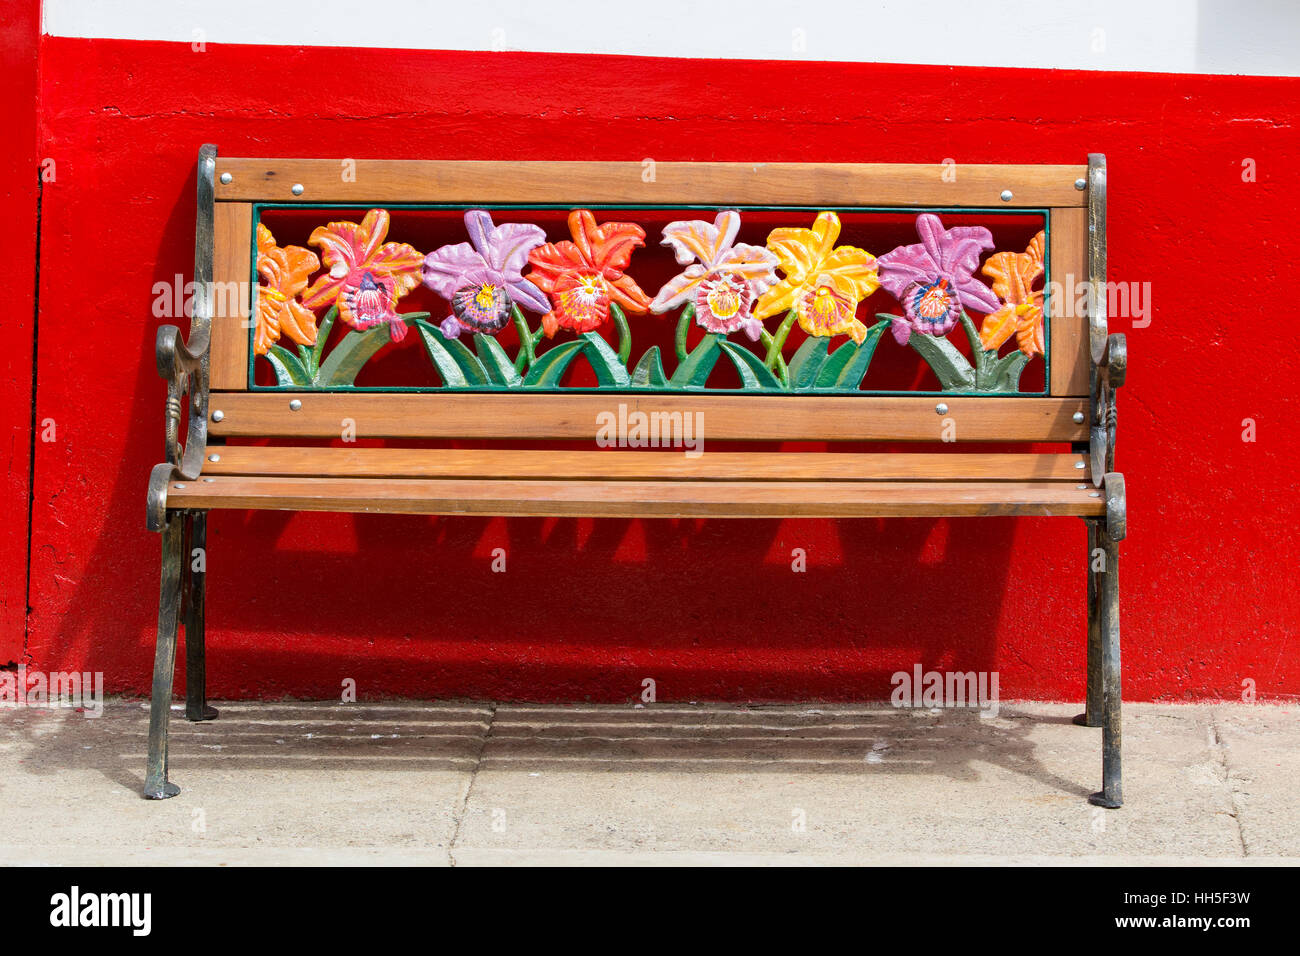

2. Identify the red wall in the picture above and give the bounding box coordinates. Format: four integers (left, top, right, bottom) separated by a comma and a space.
12, 33, 1300, 702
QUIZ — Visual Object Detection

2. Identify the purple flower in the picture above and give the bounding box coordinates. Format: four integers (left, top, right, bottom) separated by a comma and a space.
422, 210, 550, 338
876, 213, 1002, 345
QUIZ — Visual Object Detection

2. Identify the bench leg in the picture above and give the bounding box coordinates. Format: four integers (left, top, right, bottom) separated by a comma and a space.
144, 514, 184, 799
1074, 519, 1104, 727
1087, 523, 1123, 809
184, 510, 219, 722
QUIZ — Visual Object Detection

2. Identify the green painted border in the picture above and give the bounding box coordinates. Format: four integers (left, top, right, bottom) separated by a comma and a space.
246, 203, 1051, 396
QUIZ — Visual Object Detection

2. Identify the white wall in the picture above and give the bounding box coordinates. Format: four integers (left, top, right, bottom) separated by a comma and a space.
42, 0, 1300, 76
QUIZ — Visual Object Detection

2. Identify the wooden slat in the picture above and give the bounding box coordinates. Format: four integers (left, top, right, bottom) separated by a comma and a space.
213, 160, 1087, 208
209, 202, 253, 389
167, 476, 1107, 518
205, 394, 1088, 442
1049, 206, 1089, 395
204, 447, 1092, 482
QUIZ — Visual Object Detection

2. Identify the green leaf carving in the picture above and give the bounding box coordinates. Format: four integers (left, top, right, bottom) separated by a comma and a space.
523, 339, 587, 387
667, 333, 722, 389
474, 333, 522, 387
813, 322, 887, 390
265, 345, 312, 386
631, 346, 668, 387
415, 319, 490, 387
788, 336, 831, 390
879, 313, 976, 391
312, 313, 430, 387
718, 340, 783, 390
579, 332, 631, 387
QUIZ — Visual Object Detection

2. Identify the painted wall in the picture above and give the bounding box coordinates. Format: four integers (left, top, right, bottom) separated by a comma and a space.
8, 9, 1300, 702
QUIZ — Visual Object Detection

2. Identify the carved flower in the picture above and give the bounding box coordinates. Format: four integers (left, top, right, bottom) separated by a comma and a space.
650, 211, 779, 341
422, 210, 549, 339
253, 224, 319, 356
301, 209, 423, 342
978, 231, 1047, 356
753, 212, 879, 344
525, 210, 653, 337
875, 213, 1001, 346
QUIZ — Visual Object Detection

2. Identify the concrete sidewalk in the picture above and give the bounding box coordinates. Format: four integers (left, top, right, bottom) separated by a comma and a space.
0, 700, 1295, 865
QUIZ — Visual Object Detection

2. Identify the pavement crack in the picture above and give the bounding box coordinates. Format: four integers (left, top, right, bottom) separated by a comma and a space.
448, 703, 495, 867
1207, 712, 1250, 857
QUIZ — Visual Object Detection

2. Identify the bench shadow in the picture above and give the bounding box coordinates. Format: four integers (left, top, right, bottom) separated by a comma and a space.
4, 701, 1093, 801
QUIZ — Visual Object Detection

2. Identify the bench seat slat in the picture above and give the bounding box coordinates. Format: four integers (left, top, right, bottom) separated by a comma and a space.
168, 476, 1105, 518
204, 447, 1091, 482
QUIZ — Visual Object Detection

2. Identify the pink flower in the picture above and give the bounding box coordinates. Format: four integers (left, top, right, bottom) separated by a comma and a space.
876, 213, 1001, 345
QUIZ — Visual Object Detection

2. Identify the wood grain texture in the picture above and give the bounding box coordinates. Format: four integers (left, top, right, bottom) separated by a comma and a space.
204, 394, 1088, 442
213, 159, 1087, 207
168, 475, 1107, 518
209, 202, 252, 390
1050, 206, 1089, 395
204, 446, 1092, 481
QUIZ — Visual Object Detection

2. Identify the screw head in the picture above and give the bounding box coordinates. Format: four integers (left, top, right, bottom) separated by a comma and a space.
1073, 411, 1085, 424
1089, 492, 1101, 498
999, 189, 1013, 202
1074, 461, 1086, 469
173, 483, 185, 489
219, 172, 233, 185
208, 453, 220, 462
1077, 484, 1088, 490
935, 403, 948, 416
291, 183, 305, 196
1074, 178, 1086, 190
289, 399, 303, 411
203, 478, 215, 483
211, 410, 224, 422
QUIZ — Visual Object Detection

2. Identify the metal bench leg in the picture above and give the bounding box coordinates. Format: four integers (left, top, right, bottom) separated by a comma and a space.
144, 515, 184, 799
184, 510, 219, 722
1074, 519, 1104, 727
1088, 523, 1122, 809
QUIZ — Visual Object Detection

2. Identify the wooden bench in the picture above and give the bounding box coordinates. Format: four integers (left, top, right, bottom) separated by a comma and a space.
146, 147, 1128, 806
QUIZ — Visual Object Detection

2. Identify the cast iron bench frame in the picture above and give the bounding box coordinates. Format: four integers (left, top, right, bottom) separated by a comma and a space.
145, 147, 1128, 805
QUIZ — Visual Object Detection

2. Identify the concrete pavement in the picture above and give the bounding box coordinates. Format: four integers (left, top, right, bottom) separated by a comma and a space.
0, 700, 1295, 865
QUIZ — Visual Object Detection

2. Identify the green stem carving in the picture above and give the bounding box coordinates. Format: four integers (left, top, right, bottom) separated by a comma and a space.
610, 302, 631, 366
764, 309, 797, 369
310, 305, 338, 375
758, 329, 790, 388
511, 304, 537, 373
675, 304, 694, 362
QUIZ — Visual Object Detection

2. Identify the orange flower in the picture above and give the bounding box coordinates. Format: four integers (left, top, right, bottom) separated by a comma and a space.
525, 210, 653, 337
254, 224, 320, 356
979, 231, 1046, 356
301, 209, 423, 341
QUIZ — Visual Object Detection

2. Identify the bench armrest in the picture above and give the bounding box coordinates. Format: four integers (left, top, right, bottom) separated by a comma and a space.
148, 144, 218, 532
1089, 331, 1125, 489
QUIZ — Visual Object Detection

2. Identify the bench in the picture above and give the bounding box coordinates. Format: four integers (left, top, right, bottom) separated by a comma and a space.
146, 147, 1128, 805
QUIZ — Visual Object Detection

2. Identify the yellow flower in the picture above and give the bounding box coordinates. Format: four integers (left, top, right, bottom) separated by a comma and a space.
753, 212, 879, 343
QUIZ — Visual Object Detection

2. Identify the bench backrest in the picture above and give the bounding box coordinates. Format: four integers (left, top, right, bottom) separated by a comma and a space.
194, 150, 1103, 446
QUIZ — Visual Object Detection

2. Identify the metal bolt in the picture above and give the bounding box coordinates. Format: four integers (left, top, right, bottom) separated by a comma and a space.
291, 183, 305, 196
211, 410, 224, 422
1000, 190, 1013, 202
208, 453, 220, 462
1074, 461, 1086, 469
1074, 178, 1086, 190
1073, 411, 1085, 423
935, 403, 948, 416
289, 399, 303, 411
1089, 492, 1101, 498
173, 483, 185, 490
220, 172, 233, 184
203, 478, 215, 483
1077, 484, 1088, 490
